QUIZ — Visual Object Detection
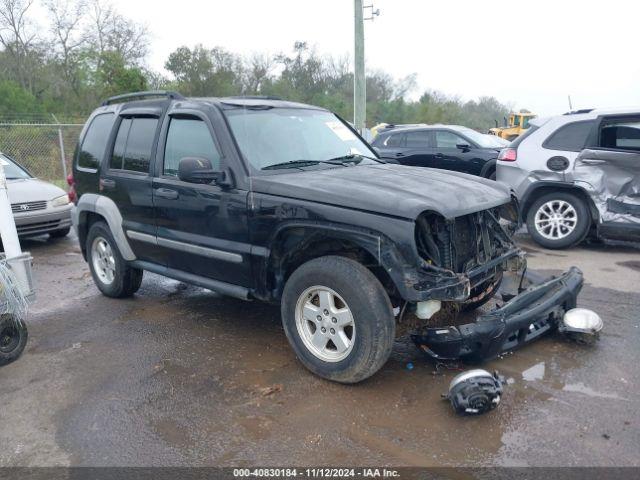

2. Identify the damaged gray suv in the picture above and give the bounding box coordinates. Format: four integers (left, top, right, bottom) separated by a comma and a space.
72, 91, 585, 383
498, 108, 640, 248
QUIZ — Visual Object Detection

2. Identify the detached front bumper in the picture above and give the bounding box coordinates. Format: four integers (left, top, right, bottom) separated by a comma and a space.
412, 267, 584, 361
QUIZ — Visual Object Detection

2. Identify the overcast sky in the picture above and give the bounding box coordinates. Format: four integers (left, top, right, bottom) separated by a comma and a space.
105, 0, 640, 116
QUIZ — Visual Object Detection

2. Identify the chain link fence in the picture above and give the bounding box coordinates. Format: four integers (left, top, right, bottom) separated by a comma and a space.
0, 115, 85, 187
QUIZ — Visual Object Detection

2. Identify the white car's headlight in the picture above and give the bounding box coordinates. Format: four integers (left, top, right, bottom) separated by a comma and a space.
51, 194, 70, 208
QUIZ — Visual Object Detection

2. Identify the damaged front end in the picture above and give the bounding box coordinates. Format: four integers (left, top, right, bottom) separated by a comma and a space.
411, 267, 584, 361
405, 203, 587, 361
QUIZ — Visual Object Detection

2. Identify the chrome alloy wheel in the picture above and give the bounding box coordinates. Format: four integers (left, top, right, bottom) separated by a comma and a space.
295, 286, 356, 362
91, 236, 116, 285
534, 200, 578, 240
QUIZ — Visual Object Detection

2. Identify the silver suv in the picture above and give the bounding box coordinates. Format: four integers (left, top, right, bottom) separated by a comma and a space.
497, 107, 640, 249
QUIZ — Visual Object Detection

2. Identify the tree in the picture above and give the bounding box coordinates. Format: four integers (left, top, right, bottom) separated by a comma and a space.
0, 0, 42, 93
87, 0, 148, 69
165, 44, 243, 96
44, 0, 87, 95
0, 79, 42, 114
97, 50, 146, 98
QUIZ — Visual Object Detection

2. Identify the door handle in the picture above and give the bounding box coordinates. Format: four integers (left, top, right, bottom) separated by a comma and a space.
395, 152, 406, 157
99, 178, 116, 190
155, 188, 179, 200
434, 153, 444, 159
579, 158, 605, 165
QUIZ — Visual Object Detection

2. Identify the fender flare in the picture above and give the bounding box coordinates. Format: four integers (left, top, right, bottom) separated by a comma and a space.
74, 194, 136, 261
258, 221, 416, 300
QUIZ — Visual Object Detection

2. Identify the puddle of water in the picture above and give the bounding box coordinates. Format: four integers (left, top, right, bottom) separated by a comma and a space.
522, 362, 545, 382
562, 382, 627, 401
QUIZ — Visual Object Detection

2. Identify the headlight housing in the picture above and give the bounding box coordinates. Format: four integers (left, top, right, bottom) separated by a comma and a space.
51, 194, 70, 208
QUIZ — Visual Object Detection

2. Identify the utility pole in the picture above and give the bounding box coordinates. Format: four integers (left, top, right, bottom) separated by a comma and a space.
353, 1, 379, 133
353, 0, 366, 133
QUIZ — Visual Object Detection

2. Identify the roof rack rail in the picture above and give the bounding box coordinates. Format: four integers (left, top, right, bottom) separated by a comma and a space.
102, 90, 185, 106
226, 95, 283, 101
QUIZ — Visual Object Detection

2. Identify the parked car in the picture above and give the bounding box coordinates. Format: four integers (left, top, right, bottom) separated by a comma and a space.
1, 153, 72, 239
71, 91, 584, 383
371, 124, 505, 179
497, 107, 640, 249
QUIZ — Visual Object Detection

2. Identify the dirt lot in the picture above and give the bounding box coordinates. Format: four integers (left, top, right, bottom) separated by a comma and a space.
1, 233, 639, 467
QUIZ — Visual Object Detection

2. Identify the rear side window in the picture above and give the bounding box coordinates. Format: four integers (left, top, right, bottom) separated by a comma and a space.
600, 119, 640, 152
109, 117, 157, 173
110, 118, 131, 170
405, 131, 430, 148
163, 117, 221, 176
543, 120, 594, 152
77, 113, 115, 170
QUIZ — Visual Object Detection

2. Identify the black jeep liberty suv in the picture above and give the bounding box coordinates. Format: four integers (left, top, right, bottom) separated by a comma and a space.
71, 91, 583, 383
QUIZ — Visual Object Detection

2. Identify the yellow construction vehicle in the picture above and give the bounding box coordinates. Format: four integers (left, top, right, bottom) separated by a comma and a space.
489, 111, 536, 142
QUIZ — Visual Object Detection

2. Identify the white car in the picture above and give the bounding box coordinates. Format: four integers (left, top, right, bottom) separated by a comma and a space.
497, 107, 640, 248
1, 153, 73, 239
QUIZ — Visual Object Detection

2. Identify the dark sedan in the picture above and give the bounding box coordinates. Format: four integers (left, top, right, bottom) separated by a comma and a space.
372, 125, 505, 179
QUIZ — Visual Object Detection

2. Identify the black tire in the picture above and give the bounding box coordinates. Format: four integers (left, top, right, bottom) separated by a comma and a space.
461, 270, 503, 312
526, 192, 590, 249
86, 221, 143, 298
49, 227, 71, 239
281, 256, 395, 384
0, 314, 28, 366
488, 170, 496, 181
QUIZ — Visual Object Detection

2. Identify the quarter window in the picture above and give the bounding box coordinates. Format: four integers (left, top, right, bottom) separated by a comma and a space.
77, 113, 115, 170
164, 117, 221, 176
544, 121, 594, 152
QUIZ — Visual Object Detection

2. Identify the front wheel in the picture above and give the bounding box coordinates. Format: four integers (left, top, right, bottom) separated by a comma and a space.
526, 192, 590, 249
281, 256, 395, 384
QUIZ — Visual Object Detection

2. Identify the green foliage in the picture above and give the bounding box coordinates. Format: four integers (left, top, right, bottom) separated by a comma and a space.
0, 0, 514, 131
0, 80, 43, 116
97, 51, 147, 98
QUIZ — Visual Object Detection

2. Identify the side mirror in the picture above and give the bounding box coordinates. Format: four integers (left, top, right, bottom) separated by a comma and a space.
456, 143, 471, 151
178, 157, 222, 184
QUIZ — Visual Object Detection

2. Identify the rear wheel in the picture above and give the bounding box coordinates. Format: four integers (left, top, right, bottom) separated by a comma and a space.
86, 221, 143, 298
281, 256, 395, 384
526, 192, 590, 249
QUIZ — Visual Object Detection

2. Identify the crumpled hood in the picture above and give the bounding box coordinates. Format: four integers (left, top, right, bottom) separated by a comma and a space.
251, 163, 511, 219
6, 178, 67, 204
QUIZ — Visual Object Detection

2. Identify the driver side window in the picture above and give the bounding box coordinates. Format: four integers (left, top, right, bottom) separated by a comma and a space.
163, 117, 221, 176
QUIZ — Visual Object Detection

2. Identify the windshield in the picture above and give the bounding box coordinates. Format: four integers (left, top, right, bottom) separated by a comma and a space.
0, 154, 31, 179
224, 108, 379, 171
459, 128, 507, 148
